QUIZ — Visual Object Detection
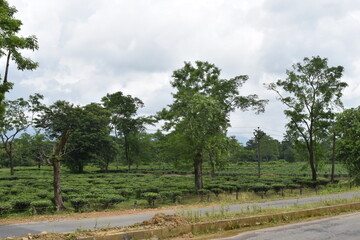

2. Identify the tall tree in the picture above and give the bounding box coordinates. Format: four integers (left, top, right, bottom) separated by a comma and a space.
254, 127, 265, 178
160, 61, 267, 191
0, 0, 38, 119
267, 56, 347, 181
0, 94, 43, 175
14, 131, 52, 168
63, 103, 114, 173
335, 106, 360, 182
102, 91, 152, 171
36, 101, 77, 211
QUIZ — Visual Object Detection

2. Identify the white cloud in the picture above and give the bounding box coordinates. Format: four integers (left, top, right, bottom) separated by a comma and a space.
5, 0, 360, 142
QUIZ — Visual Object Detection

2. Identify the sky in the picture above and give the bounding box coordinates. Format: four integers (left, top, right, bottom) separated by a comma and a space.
5, 0, 360, 143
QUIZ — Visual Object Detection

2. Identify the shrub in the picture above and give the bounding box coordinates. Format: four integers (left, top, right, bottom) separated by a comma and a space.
0, 202, 12, 216
37, 191, 49, 199
31, 200, 52, 214
11, 197, 33, 212
142, 192, 160, 207
70, 198, 89, 212
119, 188, 133, 199
100, 195, 125, 208
250, 183, 271, 198
160, 190, 182, 203
271, 183, 286, 195
211, 188, 223, 197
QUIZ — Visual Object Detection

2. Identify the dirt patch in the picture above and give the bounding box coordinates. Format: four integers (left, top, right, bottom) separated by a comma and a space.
136, 213, 189, 228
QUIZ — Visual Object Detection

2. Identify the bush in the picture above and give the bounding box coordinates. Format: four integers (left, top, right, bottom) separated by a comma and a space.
31, 200, 52, 214
37, 191, 49, 199
70, 198, 89, 212
11, 197, 33, 212
119, 188, 133, 199
142, 192, 160, 207
210, 188, 223, 197
271, 183, 286, 195
0, 202, 12, 216
250, 183, 271, 198
100, 195, 125, 208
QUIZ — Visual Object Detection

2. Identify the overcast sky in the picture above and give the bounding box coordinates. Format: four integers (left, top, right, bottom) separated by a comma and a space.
5, 0, 360, 142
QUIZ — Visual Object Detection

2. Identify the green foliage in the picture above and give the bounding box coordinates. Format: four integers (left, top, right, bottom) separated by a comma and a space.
267, 56, 347, 181
31, 200, 52, 214
11, 197, 33, 212
160, 61, 267, 190
99, 195, 125, 208
63, 103, 114, 173
142, 192, 160, 207
336, 107, 360, 182
0, 202, 12, 215
70, 198, 89, 212
0, 0, 39, 120
102, 91, 153, 170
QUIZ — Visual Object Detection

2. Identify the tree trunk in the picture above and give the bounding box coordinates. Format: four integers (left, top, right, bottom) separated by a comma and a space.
124, 135, 131, 172
308, 142, 317, 181
9, 142, 14, 176
257, 141, 261, 178
52, 129, 70, 211
194, 152, 203, 191
210, 156, 216, 178
3, 50, 11, 84
331, 133, 336, 183
53, 158, 66, 211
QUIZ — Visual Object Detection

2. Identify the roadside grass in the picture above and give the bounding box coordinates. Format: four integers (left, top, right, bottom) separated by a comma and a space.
177, 196, 360, 223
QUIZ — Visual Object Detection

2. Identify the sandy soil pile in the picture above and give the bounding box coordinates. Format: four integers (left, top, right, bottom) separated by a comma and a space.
138, 213, 189, 228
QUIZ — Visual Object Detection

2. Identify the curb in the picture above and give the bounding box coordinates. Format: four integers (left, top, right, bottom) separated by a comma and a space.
79, 202, 360, 240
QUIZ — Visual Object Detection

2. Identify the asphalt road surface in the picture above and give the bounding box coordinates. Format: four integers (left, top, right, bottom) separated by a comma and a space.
217, 212, 360, 240
1, 191, 360, 238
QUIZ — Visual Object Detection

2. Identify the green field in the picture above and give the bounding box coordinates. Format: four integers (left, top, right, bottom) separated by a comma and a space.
0, 161, 351, 217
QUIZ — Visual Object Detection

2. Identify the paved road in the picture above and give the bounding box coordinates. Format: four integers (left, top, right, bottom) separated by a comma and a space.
1, 191, 360, 238
217, 212, 360, 240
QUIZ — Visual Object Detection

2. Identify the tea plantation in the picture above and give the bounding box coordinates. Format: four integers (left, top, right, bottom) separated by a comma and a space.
0, 162, 350, 217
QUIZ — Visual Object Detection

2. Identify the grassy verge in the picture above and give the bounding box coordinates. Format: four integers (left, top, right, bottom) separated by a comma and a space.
3, 197, 360, 240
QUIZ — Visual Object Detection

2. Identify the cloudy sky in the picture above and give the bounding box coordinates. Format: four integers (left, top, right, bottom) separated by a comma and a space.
5, 0, 360, 142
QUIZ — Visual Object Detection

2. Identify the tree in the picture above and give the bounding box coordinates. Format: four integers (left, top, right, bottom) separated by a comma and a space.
267, 56, 347, 181
160, 61, 267, 191
63, 103, 114, 173
335, 107, 360, 182
254, 127, 265, 178
204, 133, 229, 178
36, 101, 77, 211
102, 91, 152, 171
0, 0, 38, 120
0, 94, 43, 175
14, 131, 52, 168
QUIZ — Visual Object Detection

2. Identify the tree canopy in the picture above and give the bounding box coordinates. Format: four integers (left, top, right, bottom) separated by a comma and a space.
0, 0, 38, 119
160, 61, 267, 190
267, 56, 347, 181
336, 106, 360, 181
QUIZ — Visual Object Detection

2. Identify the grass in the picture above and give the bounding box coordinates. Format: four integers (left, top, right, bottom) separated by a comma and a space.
178, 196, 360, 223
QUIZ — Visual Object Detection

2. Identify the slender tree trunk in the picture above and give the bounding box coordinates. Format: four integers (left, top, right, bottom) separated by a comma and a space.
331, 133, 336, 183
194, 152, 203, 191
257, 141, 261, 178
9, 142, 14, 176
4, 50, 11, 84
52, 129, 70, 211
210, 156, 216, 178
308, 139, 317, 181
124, 135, 131, 172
